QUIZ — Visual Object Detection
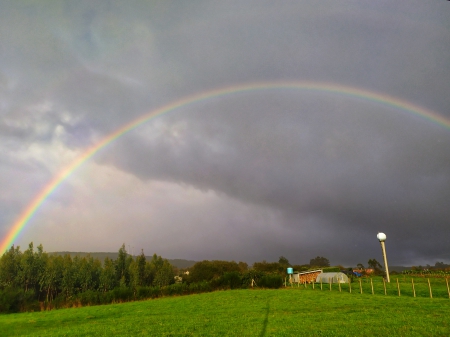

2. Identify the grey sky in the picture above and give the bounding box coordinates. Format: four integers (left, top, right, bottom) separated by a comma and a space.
1, 1, 449, 266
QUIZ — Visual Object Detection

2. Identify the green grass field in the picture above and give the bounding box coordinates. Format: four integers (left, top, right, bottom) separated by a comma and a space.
1, 285, 450, 336
297, 276, 450, 299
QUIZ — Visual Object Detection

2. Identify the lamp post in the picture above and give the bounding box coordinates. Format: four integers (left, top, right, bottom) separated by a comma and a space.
377, 232, 390, 283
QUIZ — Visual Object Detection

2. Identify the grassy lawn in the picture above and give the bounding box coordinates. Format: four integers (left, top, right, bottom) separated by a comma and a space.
1, 287, 449, 336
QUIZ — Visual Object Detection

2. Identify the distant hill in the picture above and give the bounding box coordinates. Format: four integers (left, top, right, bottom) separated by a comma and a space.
49, 252, 197, 269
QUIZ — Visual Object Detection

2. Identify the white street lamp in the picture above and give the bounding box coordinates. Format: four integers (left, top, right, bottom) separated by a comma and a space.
377, 232, 390, 283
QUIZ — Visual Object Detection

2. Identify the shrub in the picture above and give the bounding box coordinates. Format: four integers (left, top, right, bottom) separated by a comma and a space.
189, 260, 241, 283
100, 290, 115, 304
111, 287, 134, 302
253, 261, 285, 274
221, 272, 242, 289
135, 286, 160, 300
0, 288, 39, 313
76, 290, 101, 306
162, 283, 189, 296
259, 274, 283, 289
188, 281, 212, 294
322, 267, 341, 273
241, 270, 265, 288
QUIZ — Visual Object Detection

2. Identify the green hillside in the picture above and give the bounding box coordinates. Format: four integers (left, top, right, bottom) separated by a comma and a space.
1, 288, 449, 336
49, 252, 197, 269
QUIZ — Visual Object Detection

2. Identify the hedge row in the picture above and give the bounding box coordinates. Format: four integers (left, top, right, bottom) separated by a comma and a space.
1, 273, 284, 313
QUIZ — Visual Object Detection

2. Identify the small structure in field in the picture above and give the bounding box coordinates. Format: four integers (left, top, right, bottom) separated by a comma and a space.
316, 272, 349, 283
291, 270, 323, 284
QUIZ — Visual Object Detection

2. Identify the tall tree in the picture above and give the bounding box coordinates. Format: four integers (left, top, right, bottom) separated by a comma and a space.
129, 260, 139, 291
253, 261, 285, 274
115, 244, 130, 287
19, 242, 37, 292
144, 261, 156, 286
39, 255, 63, 302
0, 245, 22, 288
238, 261, 248, 272
435, 261, 449, 269
136, 250, 146, 286
77, 255, 101, 292
100, 257, 117, 292
278, 256, 290, 267
61, 254, 76, 298
153, 260, 174, 287
189, 260, 241, 283
367, 259, 380, 268
309, 256, 330, 267
150, 254, 164, 270
34, 244, 47, 300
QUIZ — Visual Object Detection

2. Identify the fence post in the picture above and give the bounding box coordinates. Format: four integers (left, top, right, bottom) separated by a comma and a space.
446, 278, 450, 299
349, 279, 352, 293
359, 279, 362, 294
320, 278, 323, 290
411, 278, 416, 298
397, 278, 401, 297
339, 281, 341, 292
312, 281, 315, 290
329, 278, 332, 291
428, 278, 432, 299
383, 277, 386, 295
370, 278, 374, 295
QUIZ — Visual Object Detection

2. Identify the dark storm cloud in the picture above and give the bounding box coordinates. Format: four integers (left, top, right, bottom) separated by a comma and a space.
97, 92, 450, 264
1, 1, 449, 265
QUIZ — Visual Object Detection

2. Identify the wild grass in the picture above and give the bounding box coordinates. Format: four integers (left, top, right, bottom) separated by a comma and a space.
1, 286, 449, 336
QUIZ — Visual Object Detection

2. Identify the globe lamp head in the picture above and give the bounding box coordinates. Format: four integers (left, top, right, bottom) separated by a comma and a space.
377, 232, 387, 242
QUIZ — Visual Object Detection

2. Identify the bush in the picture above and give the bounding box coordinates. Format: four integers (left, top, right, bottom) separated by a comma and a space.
76, 290, 101, 306
111, 287, 134, 302
323, 267, 341, 273
0, 288, 39, 313
189, 260, 241, 283
100, 291, 115, 304
136, 286, 161, 300
188, 281, 212, 294
241, 270, 265, 288
253, 261, 285, 274
259, 274, 283, 289
221, 272, 242, 289
162, 283, 189, 296
52, 293, 69, 309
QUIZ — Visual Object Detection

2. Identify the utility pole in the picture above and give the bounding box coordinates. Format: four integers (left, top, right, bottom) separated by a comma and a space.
377, 232, 390, 283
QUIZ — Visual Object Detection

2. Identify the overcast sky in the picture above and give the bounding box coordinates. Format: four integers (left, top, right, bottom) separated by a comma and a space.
1, 1, 449, 267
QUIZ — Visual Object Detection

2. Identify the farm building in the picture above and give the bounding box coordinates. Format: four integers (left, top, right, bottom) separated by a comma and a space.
290, 270, 323, 284
316, 272, 349, 284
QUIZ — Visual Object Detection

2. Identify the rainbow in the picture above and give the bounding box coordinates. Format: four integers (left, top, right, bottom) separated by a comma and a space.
1, 80, 449, 253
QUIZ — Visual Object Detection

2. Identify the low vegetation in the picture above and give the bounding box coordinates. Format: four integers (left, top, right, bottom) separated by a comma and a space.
402, 269, 450, 277
0, 243, 285, 313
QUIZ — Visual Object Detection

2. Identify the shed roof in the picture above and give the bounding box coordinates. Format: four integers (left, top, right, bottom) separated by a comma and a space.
293, 269, 322, 275
316, 272, 349, 283
318, 272, 343, 277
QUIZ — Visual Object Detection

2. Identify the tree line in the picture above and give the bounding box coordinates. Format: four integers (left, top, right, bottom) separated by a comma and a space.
0, 243, 334, 314
0, 243, 174, 313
